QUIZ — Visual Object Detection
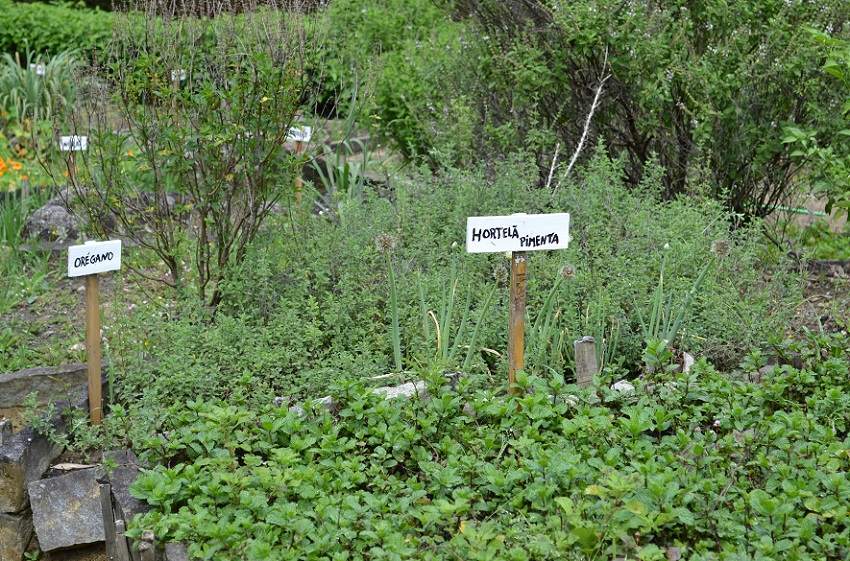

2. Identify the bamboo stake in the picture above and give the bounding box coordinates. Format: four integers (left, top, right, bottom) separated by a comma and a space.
508, 252, 527, 394
86, 274, 102, 424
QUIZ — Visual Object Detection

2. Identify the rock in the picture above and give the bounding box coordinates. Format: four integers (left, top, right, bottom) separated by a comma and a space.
164, 542, 190, 561
563, 394, 580, 407
0, 511, 33, 561
0, 420, 11, 447
372, 381, 427, 400
100, 450, 148, 524
0, 364, 88, 410
22, 190, 82, 243
682, 352, 695, 373
28, 468, 105, 551
315, 396, 337, 411
0, 427, 63, 513
610, 380, 635, 394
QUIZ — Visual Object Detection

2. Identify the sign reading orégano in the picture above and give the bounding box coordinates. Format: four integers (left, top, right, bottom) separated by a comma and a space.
466, 213, 570, 254
67, 240, 122, 278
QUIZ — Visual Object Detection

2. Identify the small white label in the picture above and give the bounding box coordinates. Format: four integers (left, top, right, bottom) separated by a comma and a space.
286, 126, 312, 143
29, 63, 46, 76
171, 69, 187, 81
67, 240, 122, 277
466, 213, 570, 253
59, 136, 88, 152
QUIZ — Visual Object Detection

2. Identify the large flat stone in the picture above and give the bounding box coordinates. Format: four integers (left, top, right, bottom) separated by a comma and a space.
101, 450, 148, 523
0, 427, 63, 513
28, 468, 105, 551
0, 364, 88, 410
0, 511, 32, 561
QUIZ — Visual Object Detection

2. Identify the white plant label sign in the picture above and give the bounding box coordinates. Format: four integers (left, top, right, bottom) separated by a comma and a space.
287, 126, 312, 143
67, 240, 122, 277
29, 63, 46, 76
59, 136, 88, 152
466, 213, 570, 253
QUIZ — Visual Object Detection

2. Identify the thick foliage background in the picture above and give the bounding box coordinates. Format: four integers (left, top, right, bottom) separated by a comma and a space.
0, 0, 112, 57
104, 150, 798, 439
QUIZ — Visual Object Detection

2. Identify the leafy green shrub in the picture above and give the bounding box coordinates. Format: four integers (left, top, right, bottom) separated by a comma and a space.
129, 332, 850, 560
426, 0, 850, 217
63, 0, 313, 307
0, 0, 113, 58
311, 0, 447, 114
783, 30, 850, 221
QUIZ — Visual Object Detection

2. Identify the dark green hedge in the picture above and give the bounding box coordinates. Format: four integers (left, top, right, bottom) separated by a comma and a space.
0, 1, 113, 57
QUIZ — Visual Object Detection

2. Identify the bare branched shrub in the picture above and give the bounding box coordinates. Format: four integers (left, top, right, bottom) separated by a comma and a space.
56, 0, 318, 308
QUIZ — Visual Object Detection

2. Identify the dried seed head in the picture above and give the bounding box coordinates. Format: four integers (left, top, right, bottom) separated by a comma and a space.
374, 233, 397, 254
493, 264, 509, 286
559, 263, 576, 280
710, 239, 731, 259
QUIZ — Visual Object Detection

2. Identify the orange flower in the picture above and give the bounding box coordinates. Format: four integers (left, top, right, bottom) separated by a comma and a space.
9, 160, 22, 171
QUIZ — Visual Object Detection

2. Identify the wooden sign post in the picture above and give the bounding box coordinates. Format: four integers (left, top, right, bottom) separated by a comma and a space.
466, 213, 570, 393
68, 240, 122, 424
287, 125, 312, 204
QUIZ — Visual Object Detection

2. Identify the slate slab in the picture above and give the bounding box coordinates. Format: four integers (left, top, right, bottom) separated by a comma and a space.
164, 542, 190, 561
101, 450, 148, 523
0, 427, 63, 513
0, 363, 88, 410
28, 468, 105, 551
0, 511, 33, 561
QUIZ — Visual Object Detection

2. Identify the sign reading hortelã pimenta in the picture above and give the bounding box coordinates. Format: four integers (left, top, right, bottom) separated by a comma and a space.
67, 240, 122, 278
466, 213, 570, 254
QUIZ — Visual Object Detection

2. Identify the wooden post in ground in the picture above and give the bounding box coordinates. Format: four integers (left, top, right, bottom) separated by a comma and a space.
508, 251, 527, 394
86, 273, 102, 424
574, 336, 598, 387
68, 151, 77, 187
68, 239, 121, 424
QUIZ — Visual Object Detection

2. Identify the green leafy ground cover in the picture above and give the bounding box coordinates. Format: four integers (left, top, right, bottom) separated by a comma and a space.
128, 332, 850, 561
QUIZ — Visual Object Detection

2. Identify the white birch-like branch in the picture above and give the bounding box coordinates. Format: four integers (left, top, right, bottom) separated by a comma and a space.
554, 48, 611, 194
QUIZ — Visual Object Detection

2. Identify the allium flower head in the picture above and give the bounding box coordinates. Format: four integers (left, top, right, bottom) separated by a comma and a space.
374, 233, 397, 254
559, 264, 576, 280
711, 239, 731, 259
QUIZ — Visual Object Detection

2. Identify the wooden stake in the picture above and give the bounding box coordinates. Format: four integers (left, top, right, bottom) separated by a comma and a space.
85, 274, 102, 424
68, 151, 76, 187
294, 140, 305, 204
508, 251, 527, 394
